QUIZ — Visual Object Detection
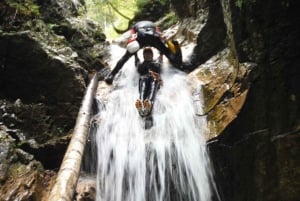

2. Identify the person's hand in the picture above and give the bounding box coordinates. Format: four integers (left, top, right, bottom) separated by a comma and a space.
104, 74, 114, 85
158, 53, 163, 63
160, 34, 167, 43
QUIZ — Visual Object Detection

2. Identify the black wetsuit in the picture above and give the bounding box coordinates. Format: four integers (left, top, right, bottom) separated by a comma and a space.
105, 21, 181, 84
136, 56, 161, 106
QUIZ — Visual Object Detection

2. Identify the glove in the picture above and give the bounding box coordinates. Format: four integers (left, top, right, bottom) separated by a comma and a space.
104, 73, 114, 85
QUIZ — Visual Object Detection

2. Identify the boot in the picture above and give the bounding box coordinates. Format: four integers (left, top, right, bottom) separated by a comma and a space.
135, 99, 144, 116
104, 73, 114, 84
143, 99, 152, 116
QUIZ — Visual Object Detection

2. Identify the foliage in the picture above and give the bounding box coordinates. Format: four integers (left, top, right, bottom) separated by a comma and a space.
159, 11, 178, 30
135, 0, 147, 9
7, 0, 40, 17
136, 0, 169, 9
84, 0, 138, 38
83, 0, 172, 37
235, 0, 243, 8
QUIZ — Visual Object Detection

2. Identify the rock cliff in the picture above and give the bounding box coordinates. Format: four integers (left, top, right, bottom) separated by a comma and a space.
0, 0, 107, 199
171, 0, 299, 200
0, 0, 299, 200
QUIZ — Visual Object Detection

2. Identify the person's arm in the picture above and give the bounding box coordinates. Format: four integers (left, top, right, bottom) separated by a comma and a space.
134, 53, 141, 67
157, 52, 163, 64
111, 51, 132, 75
105, 51, 132, 84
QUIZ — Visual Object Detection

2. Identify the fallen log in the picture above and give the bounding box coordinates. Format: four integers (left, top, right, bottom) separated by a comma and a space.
48, 74, 99, 201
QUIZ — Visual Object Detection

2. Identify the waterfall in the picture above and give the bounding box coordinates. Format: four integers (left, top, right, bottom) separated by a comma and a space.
92, 45, 217, 201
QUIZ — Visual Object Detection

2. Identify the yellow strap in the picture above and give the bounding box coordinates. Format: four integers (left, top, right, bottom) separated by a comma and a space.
167, 40, 176, 54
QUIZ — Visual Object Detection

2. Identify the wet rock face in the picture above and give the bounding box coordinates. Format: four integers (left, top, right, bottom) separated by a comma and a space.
176, 0, 299, 200
0, 32, 86, 104
0, 0, 108, 199
0, 127, 15, 182
0, 0, 40, 31
0, 161, 45, 201
51, 18, 107, 70
0, 125, 51, 201
170, 0, 227, 71
37, 0, 85, 23
204, 0, 300, 200
0, 0, 107, 142
171, 0, 208, 18
189, 49, 253, 140
222, 0, 300, 135
191, 0, 227, 68
131, 1, 170, 24
0, 30, 86, 145
75, 176, 96, 201
209, 130, 300, 201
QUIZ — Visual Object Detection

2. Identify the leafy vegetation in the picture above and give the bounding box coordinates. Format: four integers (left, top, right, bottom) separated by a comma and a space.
84, 0, 138, 38
7, 0, 40, 17
83, 0, 173, 37
235, 0, 243, 8
159, 11, 178, 30
136, 0, 168, 9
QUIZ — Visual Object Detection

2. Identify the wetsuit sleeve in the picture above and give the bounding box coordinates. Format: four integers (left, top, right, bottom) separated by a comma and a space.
134, 53, 141, 67
150, 36, 173, 61
110, 50, 133, 76
156, 53, 163, 63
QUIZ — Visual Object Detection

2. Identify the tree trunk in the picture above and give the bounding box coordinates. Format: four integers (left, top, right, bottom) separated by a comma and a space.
48, 74, 99, 201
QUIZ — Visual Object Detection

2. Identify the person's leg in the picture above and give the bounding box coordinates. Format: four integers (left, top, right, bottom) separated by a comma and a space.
143, 77, 160, 115
136, 76, 150, 116
138, 76, 149, 101
147, 79, 160, 104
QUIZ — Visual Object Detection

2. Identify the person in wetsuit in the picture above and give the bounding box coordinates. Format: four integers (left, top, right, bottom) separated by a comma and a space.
135, 47, 162, 117
104, 20, 182, 84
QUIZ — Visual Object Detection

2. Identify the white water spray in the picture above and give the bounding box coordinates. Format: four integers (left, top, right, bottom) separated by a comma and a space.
94, 45, 217, 201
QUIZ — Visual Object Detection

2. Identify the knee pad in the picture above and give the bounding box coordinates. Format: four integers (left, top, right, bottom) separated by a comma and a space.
127, 40, 140, 53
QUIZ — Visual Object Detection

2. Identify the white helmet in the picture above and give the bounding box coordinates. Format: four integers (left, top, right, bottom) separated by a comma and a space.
127, 40, 140, 53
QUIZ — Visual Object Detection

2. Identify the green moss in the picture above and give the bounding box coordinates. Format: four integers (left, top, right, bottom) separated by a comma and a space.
159, 12, 179, 30
164, 12, 178, 26
136, 0, 168, 9
8, 163, 27, 176
235, 0, 243, 8
8, 0, 40, 17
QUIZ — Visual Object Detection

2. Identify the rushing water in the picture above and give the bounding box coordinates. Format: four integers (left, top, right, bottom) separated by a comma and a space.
92, 45, 217, 201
